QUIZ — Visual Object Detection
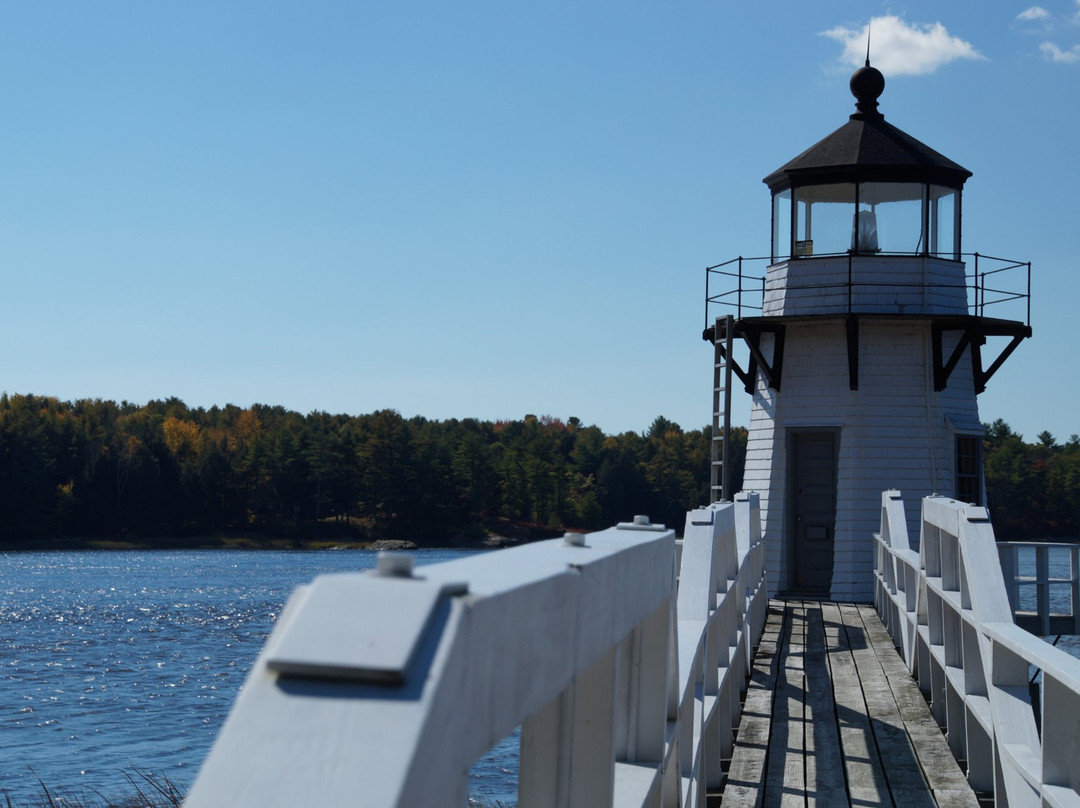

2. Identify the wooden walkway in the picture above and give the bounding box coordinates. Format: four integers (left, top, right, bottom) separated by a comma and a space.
722, 600, 981, 808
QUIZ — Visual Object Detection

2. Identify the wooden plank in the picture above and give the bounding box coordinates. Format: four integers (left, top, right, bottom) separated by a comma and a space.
723, 603, 784, 807
727, 600, 979, 808
857, 604, 980, 807
764, 603, 805, 808
820, 601, 893, 807
837, 603, 936, 808
802, 602, 848, 808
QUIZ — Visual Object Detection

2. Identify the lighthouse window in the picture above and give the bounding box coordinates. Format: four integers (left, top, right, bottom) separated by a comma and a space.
955, 434, 982, 505
793, 183, 855, 257
772, 188, 793, 261
856, 182, 924, 255
930, 185, 960, 260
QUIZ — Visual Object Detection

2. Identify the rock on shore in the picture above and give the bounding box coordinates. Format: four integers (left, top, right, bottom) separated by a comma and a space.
368, 539, 419, 551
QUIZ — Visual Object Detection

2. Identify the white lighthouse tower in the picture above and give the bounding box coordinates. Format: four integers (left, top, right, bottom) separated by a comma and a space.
708, 63, 1031, 601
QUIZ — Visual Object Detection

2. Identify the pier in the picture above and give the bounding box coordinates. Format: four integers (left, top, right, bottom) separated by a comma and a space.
184, 491, 1080, 807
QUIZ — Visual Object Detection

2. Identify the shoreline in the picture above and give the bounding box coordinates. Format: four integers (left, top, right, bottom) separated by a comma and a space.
0, 530, 552, 553
0, 536, 379, 552
0, 518, 565, 553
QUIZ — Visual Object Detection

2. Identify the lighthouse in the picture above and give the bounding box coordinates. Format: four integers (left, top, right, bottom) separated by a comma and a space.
707, 63, 1031, 601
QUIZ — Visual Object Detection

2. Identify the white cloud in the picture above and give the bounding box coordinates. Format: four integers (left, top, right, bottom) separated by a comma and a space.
822, 15, 985, 76
1014, 4, 1080, 62
1017, 6, 1051, 21
1040, 41, 1080, 61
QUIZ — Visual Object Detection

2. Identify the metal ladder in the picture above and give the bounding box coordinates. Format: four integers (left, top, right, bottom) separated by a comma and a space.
711, 314, 734, 503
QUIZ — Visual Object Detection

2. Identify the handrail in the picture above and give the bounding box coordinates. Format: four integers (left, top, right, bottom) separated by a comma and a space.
875, 491, 1080, 806
705, 252, 1031, 328
186, 495, 768, 807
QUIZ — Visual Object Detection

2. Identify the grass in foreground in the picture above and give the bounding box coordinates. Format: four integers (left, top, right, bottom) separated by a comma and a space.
4, 771, 516, 808
2, 771, 182, 808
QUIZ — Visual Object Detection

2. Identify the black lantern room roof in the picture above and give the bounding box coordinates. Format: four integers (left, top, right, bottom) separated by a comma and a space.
763, 64, 972, 192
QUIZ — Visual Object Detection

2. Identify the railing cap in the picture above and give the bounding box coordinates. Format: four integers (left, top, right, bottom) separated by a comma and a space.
265, 574, 466, 685
616, 515, 667, 532
376, 551, 415, 578
562, 531, 587, 547
689, 508, 714, 526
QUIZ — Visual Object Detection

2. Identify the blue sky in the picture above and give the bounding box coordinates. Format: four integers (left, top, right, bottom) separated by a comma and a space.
0, 2, 1076, 440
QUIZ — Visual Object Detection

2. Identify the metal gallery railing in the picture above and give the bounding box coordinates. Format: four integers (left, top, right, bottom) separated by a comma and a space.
185, 494, 768, 808
705, 252, 1031, 326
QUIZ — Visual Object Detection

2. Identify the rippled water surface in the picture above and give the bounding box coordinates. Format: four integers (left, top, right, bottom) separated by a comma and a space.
0, 549, 519, 804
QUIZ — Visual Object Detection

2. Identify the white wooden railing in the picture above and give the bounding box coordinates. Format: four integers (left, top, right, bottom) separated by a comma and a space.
185, 492, 767, 808
998, 541, 1080, 636
875, 490, 1080, 807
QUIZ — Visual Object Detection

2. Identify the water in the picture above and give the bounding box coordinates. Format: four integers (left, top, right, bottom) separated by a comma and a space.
0, 549, 519, 805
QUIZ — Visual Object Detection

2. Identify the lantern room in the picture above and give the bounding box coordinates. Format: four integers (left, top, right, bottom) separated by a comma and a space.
764, 63, 971, 264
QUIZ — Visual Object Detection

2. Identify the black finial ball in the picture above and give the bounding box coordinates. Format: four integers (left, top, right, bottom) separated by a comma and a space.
850, 64, 885, 104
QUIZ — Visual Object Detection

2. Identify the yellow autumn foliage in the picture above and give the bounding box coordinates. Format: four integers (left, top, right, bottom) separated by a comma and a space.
163, 416, 201, 456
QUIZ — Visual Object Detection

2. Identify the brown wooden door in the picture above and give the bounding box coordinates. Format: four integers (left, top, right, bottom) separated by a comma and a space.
790, 432, 837, 592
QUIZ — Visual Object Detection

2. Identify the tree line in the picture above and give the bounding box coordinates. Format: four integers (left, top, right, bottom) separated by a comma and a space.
0, 393, 1075, 544
982, 419, 1080, 539
0, 394, 746, 544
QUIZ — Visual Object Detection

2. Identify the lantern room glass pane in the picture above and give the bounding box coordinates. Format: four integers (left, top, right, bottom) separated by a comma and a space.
857, 182, 924, 255
794, 183, 854, 257
930, 185, 959, 260
772, 188, 792, 262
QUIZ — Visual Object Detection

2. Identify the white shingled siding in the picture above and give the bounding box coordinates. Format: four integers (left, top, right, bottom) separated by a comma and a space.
740, 317, 980, 601
763, 256, 969, 317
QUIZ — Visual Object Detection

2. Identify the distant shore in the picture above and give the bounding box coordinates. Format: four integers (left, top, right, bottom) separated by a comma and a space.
0, 523, 559, 553
0, 535, 374, 552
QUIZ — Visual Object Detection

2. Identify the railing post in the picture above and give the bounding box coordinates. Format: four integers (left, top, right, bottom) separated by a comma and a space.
704, 265, 709, 333
737, 256, 743, 319
1027, 261, 1032, 327
998, 544, 1018, 613
1072, 546, 1080, 634
520, 647, 617, 808
613, 602, 670, 766
1037, 545, 1051, 636
976, 250, 984, 317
